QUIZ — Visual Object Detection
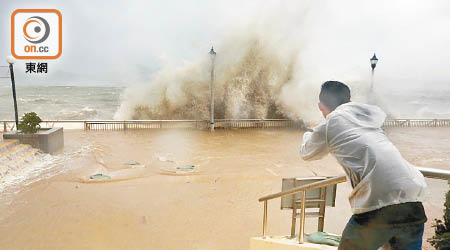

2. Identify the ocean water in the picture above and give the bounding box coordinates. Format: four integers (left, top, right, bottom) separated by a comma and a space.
0, 85, 122, 120
377, 88, 450, 119
0, 84, 449, 121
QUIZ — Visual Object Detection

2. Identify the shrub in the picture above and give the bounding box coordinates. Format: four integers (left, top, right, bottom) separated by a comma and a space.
17, 112, 42, 134
428, 181, 450, 250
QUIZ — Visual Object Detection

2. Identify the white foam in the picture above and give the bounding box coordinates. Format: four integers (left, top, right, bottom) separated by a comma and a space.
0, 144, 92, 207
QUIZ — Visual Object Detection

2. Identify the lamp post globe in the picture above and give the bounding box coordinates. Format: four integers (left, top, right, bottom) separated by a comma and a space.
6, 55, 15, 65
370, 53, 378, 70
209, 47, 216, 60
369, 53, 378, 95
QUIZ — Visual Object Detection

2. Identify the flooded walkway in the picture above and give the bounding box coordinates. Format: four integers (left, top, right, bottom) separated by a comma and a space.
0, 128, 448, 249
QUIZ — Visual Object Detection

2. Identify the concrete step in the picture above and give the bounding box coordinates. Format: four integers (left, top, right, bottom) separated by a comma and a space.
0, 148, 39, 177
8, 148, 39, 165
0, 144, 33, 165
0, 139, 20, 155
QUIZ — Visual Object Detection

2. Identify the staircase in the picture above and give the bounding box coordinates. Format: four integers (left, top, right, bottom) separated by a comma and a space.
0, 139, 39, 177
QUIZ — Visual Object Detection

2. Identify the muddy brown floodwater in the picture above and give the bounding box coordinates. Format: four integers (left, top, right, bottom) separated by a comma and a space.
0, 128, 448, 250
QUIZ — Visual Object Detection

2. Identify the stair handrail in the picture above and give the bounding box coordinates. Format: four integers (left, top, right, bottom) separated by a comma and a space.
258, 167, 450, 244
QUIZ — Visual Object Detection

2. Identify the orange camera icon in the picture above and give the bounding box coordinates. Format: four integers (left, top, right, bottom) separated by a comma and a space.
11, 9, 62, 59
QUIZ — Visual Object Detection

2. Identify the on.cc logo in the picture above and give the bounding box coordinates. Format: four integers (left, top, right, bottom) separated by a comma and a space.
23, 16, 50, 44
11, 9, 62, 59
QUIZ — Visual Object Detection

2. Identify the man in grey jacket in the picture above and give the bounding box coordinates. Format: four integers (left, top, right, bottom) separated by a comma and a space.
300, 81, 427, 250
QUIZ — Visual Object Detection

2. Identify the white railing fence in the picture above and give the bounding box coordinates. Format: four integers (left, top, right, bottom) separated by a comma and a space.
1, 119, 450, 132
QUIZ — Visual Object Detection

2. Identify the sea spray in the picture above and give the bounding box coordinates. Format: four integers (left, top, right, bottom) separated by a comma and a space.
113, 2, 379, 122
114, 33, 300, 120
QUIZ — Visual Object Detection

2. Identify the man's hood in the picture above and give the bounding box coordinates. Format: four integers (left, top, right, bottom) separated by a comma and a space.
331, 102, 387, 128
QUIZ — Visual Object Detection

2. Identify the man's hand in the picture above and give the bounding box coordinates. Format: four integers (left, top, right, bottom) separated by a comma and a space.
305, 122, 320, 132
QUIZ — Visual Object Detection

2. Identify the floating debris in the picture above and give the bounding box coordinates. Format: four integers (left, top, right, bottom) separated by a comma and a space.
176, 165, 195, 170
159, 165, 203, 176
89, 174, 111, 180
158, 156, 175, 163
124, 161, 140, 165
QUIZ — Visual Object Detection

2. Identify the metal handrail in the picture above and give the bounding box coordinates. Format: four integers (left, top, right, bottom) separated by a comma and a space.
1, 119, 450, 132
1, 118, 449, 123
1, 120, 302, 132
417, 167, 450, 180
259, 175, 347, 243
0, 119, 294, 122
2, 119, 305, 131
259, 175, 346, 202
1, 119, 205, 122
259, 167, 450, 244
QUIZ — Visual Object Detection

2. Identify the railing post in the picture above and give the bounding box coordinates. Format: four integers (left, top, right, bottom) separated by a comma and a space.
290, 207, 297, 238
298, 190, 306, 244
318, 187, 327, 232
263, 201, 268, 238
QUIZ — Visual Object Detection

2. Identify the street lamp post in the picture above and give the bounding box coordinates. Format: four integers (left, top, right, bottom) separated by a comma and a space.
209, 47, 216, 131
370, 53, 378, 92
6, 56, 19, 128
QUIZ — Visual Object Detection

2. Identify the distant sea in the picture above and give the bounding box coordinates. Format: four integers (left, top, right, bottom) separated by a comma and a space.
0, 85, 448, 120
0, 85, 122, 120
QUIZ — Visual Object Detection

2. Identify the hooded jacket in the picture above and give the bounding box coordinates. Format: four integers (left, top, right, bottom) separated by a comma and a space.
300, 102, 427, 214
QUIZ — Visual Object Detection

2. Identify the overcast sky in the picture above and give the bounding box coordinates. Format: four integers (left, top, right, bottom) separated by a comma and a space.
1, 0, 450, 90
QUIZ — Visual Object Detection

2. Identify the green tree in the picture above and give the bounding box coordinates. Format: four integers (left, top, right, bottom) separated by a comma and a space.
428, 181, 450, 250
17, 112, 42, 134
